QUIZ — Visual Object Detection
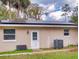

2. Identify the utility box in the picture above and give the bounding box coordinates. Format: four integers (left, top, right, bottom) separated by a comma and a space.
54, 40, 63, 49
16, 45, 27, 50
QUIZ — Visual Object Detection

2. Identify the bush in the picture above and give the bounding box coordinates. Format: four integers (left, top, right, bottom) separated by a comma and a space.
68, 45, 77, 48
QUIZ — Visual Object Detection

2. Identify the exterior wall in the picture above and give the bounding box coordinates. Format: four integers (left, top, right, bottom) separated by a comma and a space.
0, 27, 31, 52
39, 28, 78, 48
48, 28, 78, 48
0, 27, 78, 52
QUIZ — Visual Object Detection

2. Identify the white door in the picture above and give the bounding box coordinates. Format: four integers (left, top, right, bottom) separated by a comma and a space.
31, 31, 39, 49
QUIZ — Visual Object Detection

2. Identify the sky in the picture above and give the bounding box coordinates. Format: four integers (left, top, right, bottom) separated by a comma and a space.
30, 0, 78, 21
30, 0, 63, 11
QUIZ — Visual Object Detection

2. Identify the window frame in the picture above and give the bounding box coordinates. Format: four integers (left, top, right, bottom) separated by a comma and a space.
32, 32, 38, 40
3, 29, 16, 41
64, 29, 69, 36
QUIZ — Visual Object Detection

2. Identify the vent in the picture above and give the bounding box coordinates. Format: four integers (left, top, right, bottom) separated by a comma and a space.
16, 45, 27, 50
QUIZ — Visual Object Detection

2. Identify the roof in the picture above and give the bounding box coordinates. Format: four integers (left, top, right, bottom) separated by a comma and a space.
0, 20, 77, 28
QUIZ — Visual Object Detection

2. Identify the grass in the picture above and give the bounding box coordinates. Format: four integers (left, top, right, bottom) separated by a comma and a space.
68, 45, 78, 48
0, 49, 32, 55
0, 51, 77, 59
40, 46, 77, 50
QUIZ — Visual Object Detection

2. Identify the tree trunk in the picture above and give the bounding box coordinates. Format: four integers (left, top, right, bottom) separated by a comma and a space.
7, 1, 11, 20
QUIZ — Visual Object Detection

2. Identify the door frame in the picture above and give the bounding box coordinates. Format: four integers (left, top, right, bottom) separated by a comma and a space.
31, 31, 40, 49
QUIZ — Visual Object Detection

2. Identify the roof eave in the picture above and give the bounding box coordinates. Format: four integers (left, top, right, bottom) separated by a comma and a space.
0, 24, 77, 28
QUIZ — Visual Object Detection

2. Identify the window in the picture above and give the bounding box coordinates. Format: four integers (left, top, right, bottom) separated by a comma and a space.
4, 29, 15, 40
33, 32, 37, 40
64, 29, 69, 36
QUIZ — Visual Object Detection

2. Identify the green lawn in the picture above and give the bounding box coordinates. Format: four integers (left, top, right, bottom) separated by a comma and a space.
0, 51, 77, 59
0, 49, 32, 54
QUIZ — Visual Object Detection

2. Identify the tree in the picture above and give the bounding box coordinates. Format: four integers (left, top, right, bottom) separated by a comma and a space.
0, 0, 30, 9
11, 0, 30, 19
72, 6, 78, 16
0, 5, 16, 20
62, 3, 78, 24
61, 4, 71, 22
26, 4, 44, 20
71, 6, 78, 24
62, 4, 71, 12
0, 0, 15, 19
71, 16, 78, 24
0, 0, 30, 19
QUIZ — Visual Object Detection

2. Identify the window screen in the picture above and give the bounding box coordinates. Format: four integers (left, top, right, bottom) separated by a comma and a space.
4, 29, 15, 40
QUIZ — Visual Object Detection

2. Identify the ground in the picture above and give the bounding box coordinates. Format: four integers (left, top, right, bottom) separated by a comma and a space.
0, 51, 77, 59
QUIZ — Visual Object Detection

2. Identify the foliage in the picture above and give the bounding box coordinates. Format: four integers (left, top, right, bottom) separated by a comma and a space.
61, 4, 78, 24
61, 4, 71, 16
61, 4, 71, 22
68, 45, 78, 48
72, 6, 78, 16
0, 0, 30, 19
0, 0, 30, 9
0, 6, 16, 20
62, 4, 71, 12
0, 6, 8, 19
71, 16, 78, 24
71, 6, 78, 24
19, 0, 30, 9
26, 4, 43, 20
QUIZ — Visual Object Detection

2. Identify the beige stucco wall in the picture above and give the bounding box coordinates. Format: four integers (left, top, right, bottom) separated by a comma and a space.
39, 27, 78, 48
0, 27, 78, 52
0, 27, 31, 52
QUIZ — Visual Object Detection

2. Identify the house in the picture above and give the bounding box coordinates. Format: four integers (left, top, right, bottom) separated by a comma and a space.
0, 20, 78, 52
